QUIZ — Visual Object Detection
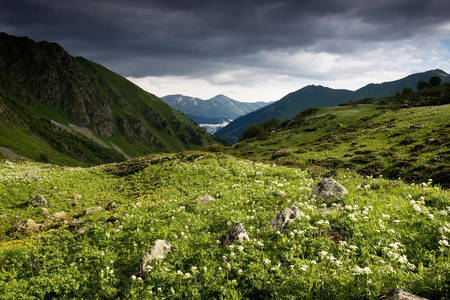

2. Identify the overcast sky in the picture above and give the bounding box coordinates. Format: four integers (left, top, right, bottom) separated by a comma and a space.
1, 0, 450, 102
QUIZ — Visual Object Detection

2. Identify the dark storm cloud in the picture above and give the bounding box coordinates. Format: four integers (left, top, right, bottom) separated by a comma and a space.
1, 0, 449, 77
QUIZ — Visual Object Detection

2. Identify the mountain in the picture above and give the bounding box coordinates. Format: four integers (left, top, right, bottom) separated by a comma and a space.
215, 69, 450, 143
0, 32, 217, 165
220, 83, 450, 188
161, 94, 270, 133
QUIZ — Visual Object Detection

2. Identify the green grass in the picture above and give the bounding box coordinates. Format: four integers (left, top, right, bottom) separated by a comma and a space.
1, 152, 449, 299
223, 102, 450, 188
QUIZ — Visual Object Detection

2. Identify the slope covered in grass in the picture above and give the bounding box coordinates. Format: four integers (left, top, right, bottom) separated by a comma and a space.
1, 153, 449, 299
0, 33, 217, 165
222, 84, 450, 188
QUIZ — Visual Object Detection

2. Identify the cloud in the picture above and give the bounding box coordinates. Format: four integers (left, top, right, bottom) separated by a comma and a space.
1, 0, 450, 100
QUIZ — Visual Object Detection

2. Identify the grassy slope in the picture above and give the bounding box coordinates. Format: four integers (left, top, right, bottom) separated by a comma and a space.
222, 85, 450, 188
0, 34, 216, 165
0, 153, 449, 299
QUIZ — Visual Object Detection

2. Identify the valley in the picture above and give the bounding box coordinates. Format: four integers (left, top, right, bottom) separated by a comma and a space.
0, 33, 449, 300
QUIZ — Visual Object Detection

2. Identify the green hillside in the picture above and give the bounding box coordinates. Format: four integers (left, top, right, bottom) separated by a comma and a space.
1, 33, 450, 300
0, 33, 218, 165
216, 69, 450, 143
1, 152, 449, 299
220, 83, 450, 188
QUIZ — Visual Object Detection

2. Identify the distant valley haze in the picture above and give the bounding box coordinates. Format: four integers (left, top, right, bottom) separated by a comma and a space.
1, 0, 450, 102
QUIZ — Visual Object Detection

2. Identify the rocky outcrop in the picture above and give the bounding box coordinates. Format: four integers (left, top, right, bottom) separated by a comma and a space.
28, 194, 47, 207
77, 206, 102, 217
105, 202, 117, 211
311, 178, 348, 200
0, 33, 213, 164
272, 148, 290, 159
137, 240, 172, 277
377, 288, 428, 300
8, 219, 41, 235
220, 222, 250, 245
271, 205, 300, 231
194, 194, 216, 204
41, 211, 67, 231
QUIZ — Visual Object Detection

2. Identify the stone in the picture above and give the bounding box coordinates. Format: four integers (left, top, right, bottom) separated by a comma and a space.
69, 219, 85, 228
194, 194, 216, 204
39, 207, 49, 216
25, 172, 39, 180
220, 222, 250, 245
311, 178, 348, 200
73, 194, 82, 200
41, 211, 67, 231
103, 215, 119, 224
377, 288, 428, 300
28, 194, 47, 207
77, 227, 89, 234
49, 211, 67, 221
80, 206, 102, 216
8, 219, 41, 234
272, 148, 290, 159
105, 201, 117, 211
271, 205, 300, 231
137, 240, 172, 277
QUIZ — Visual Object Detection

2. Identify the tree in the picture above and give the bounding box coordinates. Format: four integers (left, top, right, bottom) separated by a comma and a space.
402, 87, 413, 94
239, 124, 263, 141
429, 76, 442, 87
416, 80, 428, 91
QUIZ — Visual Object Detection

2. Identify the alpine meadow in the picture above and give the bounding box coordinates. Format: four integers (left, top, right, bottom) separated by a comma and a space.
1, 34, 450, 300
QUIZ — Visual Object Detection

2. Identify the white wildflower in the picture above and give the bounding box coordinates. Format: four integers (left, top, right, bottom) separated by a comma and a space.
438, 240, 449, 247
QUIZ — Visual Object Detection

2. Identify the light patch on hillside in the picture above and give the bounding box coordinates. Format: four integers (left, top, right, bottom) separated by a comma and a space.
51, 120, 129, 159
0, 147, 31, 160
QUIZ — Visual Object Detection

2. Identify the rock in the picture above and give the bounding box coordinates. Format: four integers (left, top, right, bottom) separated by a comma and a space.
77, 227, 89, 234
69, 219, 85, 228
8, 219, 41, 234
272, 148, 290, 159
311, 178, 348, 200
73, 194, 82, 200
377, 288, 428, 300
25, 172, 39, 180
220, 222, 250, 245
105, 201, 117, 211
194, 194, 216, 204
0, 214, 8, 219
271, 205, 300, 231
49, 211, 67, 221
28, 194, 47, 207
41, 211, 67, 231
103, 215, 119, 224
137, 240, 172, 277
39, 208, 49, 216
79, 206, 102, 216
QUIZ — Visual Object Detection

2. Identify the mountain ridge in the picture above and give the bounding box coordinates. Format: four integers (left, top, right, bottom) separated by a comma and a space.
161, 94, 271, 122
0, 32, 217, 165
215, 69, 450, 143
